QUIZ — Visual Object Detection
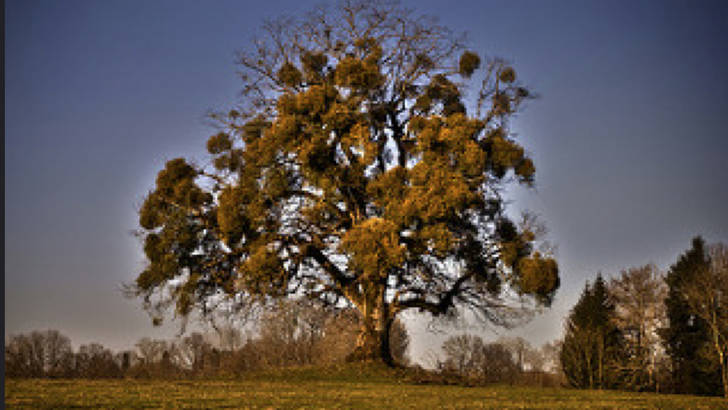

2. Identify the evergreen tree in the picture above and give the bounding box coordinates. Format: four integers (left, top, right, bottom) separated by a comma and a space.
661, 237, 722, 395
560, 274, 623, 389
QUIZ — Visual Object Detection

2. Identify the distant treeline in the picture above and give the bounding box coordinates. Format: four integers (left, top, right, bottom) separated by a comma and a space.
5, 298, 564, 387
559, 237, 728, 397
5, 299, 409, 379
6, 309, 565, 390
9, 237, 724, 396
425, 334, 563, 388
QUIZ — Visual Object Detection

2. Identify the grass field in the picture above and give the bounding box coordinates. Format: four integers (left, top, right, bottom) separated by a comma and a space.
6, 365, 728, 409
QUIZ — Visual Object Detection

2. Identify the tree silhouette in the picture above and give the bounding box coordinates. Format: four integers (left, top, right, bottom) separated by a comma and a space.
661, 237, 722, 395
560, 275, 623, 389
675, 241, 728, 397
131, 1, 558, 365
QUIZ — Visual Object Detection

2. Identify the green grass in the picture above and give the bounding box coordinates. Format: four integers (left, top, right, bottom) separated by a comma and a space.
6, 364, 728, 409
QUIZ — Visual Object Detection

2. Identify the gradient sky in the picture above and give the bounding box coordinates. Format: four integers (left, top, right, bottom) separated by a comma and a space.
6, 0, 728, 364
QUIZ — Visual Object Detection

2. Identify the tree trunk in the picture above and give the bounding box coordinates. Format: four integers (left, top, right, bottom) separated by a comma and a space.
586, 351, 594, 389
349, 314, 394, 365
721, 351, 728, 399
597, 335, 604, 389
348, 287, 395, 366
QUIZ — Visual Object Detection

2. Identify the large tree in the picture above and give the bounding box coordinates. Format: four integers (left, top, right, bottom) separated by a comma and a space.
661, 237, 722, 395
132, 1, 558, 365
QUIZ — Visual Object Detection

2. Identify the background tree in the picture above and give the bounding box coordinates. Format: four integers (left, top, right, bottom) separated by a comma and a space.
315, 307, 361, 366
661, 237, 722, 395
441, 334, 483, 377
523, 344, 546, 373
214, 324, 246, 352
539, 340, 562, 375
134, 337, 169, 366
252, 299, 410, 367
440, 334, 519, 383
172, 332, 214, 373
5, 334, 38, 377
497, 336, 540, 372
5, 330, 74, 378
131, 0, 558, 365
560, 275, 623, 389
114, 350, 138, 374
256, 299, 329, 367
74, 343, 122, 378
681, 243, 728, 397
479, 342, 520, 384
42, 330, 75, 378
609, 264, 667, 391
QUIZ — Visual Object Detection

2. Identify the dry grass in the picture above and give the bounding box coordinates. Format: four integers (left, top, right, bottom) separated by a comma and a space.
6, 364, 728, 409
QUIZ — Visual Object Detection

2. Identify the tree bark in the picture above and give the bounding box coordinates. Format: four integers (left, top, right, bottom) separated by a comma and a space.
721, 351, 728, 399
349, 315, 395, 365
348, 286, 395, 366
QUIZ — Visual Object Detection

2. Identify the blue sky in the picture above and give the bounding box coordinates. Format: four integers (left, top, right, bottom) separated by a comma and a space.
6, 0, 728, 362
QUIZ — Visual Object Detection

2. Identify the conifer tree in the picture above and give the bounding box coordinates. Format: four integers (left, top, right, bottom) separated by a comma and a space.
131, 1, 558, 365
560, 274, 623, 389
681, 243, 728, 398
661, 237, 722, 395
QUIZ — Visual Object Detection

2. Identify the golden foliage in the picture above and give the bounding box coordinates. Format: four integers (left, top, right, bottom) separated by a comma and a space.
335, 56, 383, 91
459, 51, 481, 78
300, 51, 328, 83
217, 186, 247, 246
499, 66, 516, 83
277, 61, 303, 87
206, 132, 232, 155
341, 218, 405, 279
517, 254, 559, 298
242, 115, 271, 143
237, 246, 287, 296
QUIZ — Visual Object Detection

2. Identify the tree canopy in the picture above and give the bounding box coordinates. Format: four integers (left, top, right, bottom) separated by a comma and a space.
132, 0, 559, 365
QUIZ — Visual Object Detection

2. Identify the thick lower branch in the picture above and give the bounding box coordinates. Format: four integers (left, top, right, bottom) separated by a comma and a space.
304, 245, 353, 288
